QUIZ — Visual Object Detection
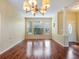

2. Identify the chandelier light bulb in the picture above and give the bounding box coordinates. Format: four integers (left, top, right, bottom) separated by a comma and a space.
29, 0, 33, 5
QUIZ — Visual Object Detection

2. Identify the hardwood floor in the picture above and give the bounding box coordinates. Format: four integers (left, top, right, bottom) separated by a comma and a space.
0, 39, 66, 59
65, 45, 79, 59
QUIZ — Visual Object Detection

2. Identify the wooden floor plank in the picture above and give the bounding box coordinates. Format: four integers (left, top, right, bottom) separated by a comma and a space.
0, 39, 66, 59
65, 45, 79, 59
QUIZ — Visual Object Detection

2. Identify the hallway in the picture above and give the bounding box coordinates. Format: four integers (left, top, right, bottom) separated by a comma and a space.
0, 0, 79, 59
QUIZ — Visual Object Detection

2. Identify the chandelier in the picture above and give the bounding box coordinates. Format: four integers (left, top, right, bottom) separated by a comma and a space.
23, 0, 50, 16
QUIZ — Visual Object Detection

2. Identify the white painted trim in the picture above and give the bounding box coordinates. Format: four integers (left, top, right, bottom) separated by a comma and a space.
53, 39, 64, 47
64, 45, 69, 47
0, 40, 23, 54
25, 17, 52, 19
54, 40, 69, 47
56, 41, 64, 47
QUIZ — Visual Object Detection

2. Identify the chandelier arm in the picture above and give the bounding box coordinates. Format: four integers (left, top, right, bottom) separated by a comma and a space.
26, 10, 31, 13
26, 9, 32, 13
38, 10, 44, 15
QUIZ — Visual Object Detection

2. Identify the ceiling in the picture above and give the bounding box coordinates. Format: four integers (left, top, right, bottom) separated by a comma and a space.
8, 0, 79, 17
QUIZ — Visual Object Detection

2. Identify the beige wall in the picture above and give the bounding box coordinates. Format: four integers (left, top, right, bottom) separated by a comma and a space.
77, 11, 79, 41
52, 11, 78, 46
66, 11, 77, 42
0, 0, 25, 53
57, 11, 63, 34
0, 12, 1, 48
66, 11, 79, 42
52, 13, 65, 46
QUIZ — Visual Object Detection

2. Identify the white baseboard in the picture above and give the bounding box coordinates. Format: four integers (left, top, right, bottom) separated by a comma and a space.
0, 40, 23, 55
64, 45, 69, 47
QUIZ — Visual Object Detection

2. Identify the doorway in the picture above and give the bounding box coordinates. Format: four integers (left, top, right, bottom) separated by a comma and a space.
25, 18, 52, 39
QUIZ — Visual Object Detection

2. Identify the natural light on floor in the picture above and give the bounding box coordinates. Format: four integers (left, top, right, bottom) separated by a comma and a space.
26, 40, 51, 57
